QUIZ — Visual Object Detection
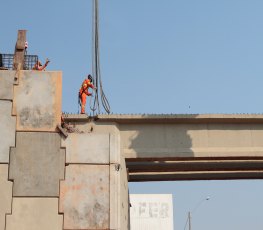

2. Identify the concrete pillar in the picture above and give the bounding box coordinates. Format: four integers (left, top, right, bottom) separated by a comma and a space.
6, 198, 63, 230
0, 165, 12, 230
0, 70, 130, 229
60, 164, 110, 229
60, 133, 129, 230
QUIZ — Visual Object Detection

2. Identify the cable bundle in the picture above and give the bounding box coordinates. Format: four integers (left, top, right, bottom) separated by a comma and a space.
90, 0, 111, 115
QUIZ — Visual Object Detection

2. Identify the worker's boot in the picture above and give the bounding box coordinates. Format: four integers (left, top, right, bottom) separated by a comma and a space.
81, 106, 85, 114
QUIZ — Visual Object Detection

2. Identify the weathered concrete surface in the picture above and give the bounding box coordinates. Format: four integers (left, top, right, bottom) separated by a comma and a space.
119, 123, 263, 158
109, 157, 129, 230
12, 71, 62, 132
6, 198, 63, 230
110, 164, 119, 229
84, 114, 263, 159
110, 133, 121, 163
0, 165, 12, 230
119, 157, 129, 229
0, 100, 16, 163
0, 71, 15, 100
61, 133, 110, 164
60, 164, 109, 229
9, 132, 65, 196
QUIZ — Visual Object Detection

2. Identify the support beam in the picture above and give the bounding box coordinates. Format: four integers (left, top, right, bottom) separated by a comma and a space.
129, 171, 263, 182
126, 159, 263, 173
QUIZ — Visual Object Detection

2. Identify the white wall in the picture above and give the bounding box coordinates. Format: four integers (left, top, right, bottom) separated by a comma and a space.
130, 194, 173, 230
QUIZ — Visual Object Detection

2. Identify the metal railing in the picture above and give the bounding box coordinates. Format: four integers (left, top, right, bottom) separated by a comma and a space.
0, 53, 38, 70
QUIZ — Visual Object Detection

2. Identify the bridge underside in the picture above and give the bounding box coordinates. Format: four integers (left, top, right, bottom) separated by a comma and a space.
126, 157, 263, 181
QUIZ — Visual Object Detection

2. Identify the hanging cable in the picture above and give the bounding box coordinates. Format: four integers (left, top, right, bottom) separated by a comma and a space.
90, 0, 111, 115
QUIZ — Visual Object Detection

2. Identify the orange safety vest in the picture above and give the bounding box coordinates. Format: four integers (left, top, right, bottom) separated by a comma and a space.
79, 79, 94, 96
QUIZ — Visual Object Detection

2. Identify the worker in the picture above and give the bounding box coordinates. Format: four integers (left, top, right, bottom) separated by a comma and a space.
79, 74, 96, 114
24, 41, 28, 55
32, 58, 50, 71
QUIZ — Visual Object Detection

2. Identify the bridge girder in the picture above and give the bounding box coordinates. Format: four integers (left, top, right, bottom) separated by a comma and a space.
65, 114, 263, 181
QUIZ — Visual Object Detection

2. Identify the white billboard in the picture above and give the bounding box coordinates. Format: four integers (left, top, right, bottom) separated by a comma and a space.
130, 194, 173, 230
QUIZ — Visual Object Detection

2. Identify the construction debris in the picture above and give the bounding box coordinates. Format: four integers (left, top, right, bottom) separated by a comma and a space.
60, 116, 84, 135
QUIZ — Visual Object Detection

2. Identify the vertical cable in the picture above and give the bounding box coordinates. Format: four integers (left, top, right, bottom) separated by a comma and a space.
90, 0, 111, 115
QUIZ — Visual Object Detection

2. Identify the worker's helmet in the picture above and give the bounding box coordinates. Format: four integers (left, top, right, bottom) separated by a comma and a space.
88, 74, 93, 82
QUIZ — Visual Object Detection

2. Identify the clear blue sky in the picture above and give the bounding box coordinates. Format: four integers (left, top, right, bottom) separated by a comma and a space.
2, 0, 263, 229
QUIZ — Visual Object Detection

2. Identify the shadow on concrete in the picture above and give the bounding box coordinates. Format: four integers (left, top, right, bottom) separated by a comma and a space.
119, 114, 197, 161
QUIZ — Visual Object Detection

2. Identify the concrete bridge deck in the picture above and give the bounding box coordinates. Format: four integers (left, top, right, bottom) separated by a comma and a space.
64, 113, 263, 182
